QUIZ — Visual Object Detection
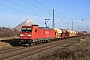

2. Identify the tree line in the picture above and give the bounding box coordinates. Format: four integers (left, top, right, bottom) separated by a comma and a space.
0, 27, 19, 38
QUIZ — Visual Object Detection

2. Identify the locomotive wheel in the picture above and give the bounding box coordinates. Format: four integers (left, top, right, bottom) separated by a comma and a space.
30, 42, 35, 46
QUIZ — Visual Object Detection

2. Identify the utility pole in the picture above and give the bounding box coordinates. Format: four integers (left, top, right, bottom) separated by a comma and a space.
82, 26, 83, 32
72, 19, 73, 31
52, 9, 55, 28
78, 25, 79, 32
82, 19, 84, 32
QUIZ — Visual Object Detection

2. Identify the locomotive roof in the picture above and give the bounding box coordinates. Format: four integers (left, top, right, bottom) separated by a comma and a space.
39, 27, 53, 30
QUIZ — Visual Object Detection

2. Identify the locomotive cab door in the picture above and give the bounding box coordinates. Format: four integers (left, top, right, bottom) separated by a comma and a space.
31, 26, 38, 42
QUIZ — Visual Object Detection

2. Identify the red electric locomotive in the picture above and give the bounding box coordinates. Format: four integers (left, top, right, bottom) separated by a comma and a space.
20, 25, 56, 45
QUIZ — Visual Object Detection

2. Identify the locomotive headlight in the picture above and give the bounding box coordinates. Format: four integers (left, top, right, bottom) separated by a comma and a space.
20, 34, 24, 36
28, 34, 31, 36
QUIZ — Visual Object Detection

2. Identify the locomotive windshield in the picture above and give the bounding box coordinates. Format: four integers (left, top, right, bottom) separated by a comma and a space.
27, 28, 32, 32
21, 28, 32, 32
21, 28, 26, 32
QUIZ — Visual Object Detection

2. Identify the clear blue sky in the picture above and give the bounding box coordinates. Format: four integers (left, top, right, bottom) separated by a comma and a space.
0, 0, 90, 32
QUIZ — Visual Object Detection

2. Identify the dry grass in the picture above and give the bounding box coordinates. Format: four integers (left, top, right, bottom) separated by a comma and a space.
0, 36, 89, 60
49, 36, 90, 60
0, 42, 12, 50
28, 36, 90, 60
0, 36, 19, 40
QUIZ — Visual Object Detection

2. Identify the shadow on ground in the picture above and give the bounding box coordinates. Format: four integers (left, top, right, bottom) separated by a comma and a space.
1, 39, 21, 46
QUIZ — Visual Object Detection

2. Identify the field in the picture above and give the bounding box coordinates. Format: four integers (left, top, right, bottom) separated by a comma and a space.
36, 36, 90, 60
0, 42, 12, 50
0, 36, 19, 50
0, 36, 90, 60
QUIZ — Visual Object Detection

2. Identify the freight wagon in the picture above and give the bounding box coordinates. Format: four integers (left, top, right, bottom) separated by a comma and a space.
53, 28, 62, 39
60, 28, 68, 38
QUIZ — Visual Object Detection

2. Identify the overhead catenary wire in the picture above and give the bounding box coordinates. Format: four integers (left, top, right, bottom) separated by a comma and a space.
34, 0, 70, 21
21, 0, 52, 15
2, 0, 70, 22
55, 11, 70, 20
5, 0, 31, 11
34, 0, 61, 20
34, 0, 52, 11
33, 0, 70, 28
0, 3, 39, 17
5, 0, 46, 17
0, 0, 54, 18
3, 0, 70, 21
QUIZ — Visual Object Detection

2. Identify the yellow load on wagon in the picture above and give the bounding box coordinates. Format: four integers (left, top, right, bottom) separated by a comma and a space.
67, 30, 77, 37
53, 28, 62, 39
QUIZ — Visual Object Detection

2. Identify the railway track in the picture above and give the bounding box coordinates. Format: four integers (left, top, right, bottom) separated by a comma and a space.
0, 47, 25, 54
0, 37, 81, 60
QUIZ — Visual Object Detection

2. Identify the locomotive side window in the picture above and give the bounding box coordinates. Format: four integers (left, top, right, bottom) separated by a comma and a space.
35, 29, 37, 32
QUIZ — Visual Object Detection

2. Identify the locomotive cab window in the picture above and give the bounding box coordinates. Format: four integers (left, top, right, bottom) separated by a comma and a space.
35, 29, 37, 32
21, 28, 26, 32
27, 28, 32, 32
21, 28, 32, 32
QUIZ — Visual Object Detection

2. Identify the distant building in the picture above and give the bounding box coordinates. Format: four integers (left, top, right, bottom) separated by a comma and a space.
13, 19, 38, 31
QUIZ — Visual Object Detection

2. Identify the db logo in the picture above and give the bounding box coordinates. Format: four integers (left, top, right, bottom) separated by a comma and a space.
45, 31, 49, 34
